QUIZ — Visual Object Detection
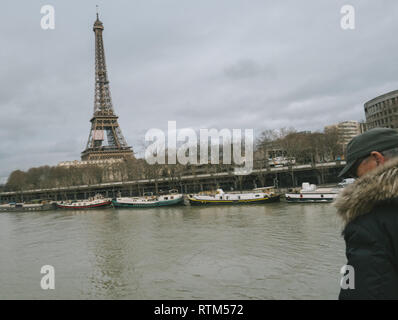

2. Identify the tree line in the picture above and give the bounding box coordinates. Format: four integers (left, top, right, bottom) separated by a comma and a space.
255, 126, 343, 165
4, 127, 343, 192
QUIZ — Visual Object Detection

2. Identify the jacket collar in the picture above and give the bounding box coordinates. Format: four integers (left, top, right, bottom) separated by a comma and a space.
334, 157, 398, 226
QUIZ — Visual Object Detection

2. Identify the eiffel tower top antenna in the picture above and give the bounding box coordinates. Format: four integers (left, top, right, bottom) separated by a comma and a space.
96, 5, 99, 19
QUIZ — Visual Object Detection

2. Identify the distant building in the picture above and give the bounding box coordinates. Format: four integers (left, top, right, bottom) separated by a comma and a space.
337, 121, 361, 146
359, 121, 367, 133
364, 90, 398, 130
325, 120, 361, 149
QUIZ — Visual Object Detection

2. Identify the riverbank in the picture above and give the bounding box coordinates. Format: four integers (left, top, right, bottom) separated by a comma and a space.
0, 162, 345, 203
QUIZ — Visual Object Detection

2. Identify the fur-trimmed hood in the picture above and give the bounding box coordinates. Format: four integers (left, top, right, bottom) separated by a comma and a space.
334, 157, 398, 226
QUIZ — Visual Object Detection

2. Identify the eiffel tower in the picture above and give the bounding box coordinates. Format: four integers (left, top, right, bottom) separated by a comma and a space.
81, 13, 133, 161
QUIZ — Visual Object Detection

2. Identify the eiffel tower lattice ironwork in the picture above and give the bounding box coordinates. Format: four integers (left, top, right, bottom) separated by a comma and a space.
81, 13, 133, 161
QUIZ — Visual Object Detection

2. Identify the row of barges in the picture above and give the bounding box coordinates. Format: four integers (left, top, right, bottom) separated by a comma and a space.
1, 181, 352, 212
56, 187, 281, 209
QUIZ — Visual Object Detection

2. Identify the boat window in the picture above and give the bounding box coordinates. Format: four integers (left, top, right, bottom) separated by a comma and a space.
171, 196, 174, 199
238, 196, 240, 199
164, 197, 168, 200
255, 194, 260, 197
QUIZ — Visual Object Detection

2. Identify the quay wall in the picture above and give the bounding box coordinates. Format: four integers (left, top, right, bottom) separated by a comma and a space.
0, 161, 346, 203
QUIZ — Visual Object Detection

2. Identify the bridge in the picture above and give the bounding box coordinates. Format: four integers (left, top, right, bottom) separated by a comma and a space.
0, 161, 346, 203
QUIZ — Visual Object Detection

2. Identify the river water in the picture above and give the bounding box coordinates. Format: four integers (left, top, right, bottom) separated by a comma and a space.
0, 202, 346, 300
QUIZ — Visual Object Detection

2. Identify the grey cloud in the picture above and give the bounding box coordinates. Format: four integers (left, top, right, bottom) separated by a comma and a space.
224, 59, 276, 80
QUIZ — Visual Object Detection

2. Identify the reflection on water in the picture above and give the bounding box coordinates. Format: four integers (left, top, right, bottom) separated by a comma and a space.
0, 203, 345, 299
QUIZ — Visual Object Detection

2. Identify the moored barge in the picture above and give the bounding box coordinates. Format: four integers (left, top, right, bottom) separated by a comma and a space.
188, 188, 280, 206
112, 190, 184, 208
0, 202, 56, 212
285, 183, 340, 203
56, 194, 112, 209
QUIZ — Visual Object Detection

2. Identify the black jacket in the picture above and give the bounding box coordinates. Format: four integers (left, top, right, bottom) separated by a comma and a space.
334, 159, 398, 300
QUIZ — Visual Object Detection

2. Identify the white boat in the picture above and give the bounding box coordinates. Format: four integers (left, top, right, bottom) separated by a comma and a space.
56, 194, 112, 209
188, 187, 280, 206
285, 183, 340, 203
112, 190, 184, 208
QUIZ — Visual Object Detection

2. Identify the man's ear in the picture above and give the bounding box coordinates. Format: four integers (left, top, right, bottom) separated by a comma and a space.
371, 151, 385, 166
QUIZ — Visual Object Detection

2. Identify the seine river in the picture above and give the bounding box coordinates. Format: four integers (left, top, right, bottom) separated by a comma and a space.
0, 202, 346, 299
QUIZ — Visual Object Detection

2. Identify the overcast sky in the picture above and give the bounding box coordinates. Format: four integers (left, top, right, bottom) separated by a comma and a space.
1, 0, 398, 183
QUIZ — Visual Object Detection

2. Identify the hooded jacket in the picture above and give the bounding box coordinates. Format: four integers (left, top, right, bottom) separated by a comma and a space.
334, 158, 398, 300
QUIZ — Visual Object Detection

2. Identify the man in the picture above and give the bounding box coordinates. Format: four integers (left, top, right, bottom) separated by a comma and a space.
335, 127, 398, 299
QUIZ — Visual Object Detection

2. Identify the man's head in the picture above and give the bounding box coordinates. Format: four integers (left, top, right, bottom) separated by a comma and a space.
339, 128, 398, 179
